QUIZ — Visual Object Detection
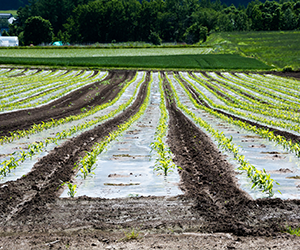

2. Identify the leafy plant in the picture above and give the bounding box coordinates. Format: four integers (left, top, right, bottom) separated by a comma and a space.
122, 228, 141, 241
58, 181, 77, 198
285, 226, 300, 236
150, 73, 179, 176
74, 73, 153, 180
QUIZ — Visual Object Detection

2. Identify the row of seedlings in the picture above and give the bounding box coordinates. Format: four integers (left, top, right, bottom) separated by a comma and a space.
0, 73, 146, 179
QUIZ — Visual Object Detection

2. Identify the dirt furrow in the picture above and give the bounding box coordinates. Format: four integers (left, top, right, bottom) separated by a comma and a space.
162, 72, 300, 236
177, 73, 300, 144
0, 70, 135, 137
1, 71, 300, 249
0, 71, 149, 224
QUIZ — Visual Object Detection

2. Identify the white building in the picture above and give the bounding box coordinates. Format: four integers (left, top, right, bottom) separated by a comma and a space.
0, 36, 19, 46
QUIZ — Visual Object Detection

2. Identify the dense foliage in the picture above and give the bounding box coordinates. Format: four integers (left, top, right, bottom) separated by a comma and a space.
23, 16, 53, 45
7, 0, 300, 45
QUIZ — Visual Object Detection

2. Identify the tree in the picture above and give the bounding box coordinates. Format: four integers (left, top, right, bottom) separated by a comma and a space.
281, 7, 297, 30
23, 16, 53, 45
0, 19, 9, 29
148, 31, 161, 45
216, 13, 234, 31
1, 30, 10, 36
183, 23, 207, 44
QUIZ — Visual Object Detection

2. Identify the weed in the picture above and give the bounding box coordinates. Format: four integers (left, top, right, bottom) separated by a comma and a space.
285, 226, 300, 236
122, 228, 141, 241
81, 107, 87, 113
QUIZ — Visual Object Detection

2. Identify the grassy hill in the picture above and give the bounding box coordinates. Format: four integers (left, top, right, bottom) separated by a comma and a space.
205, 31, 300, 70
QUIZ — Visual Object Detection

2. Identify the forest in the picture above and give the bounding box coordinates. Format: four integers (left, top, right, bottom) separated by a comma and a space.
6, 0, 300, 45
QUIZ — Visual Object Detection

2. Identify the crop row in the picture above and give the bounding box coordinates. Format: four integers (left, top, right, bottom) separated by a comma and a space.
179, 73, 300, 158
211, 72, 300, 113
0, 70, 80, 103
0, 68, 25, 78
150, 73, 177, 176
167, 73, 279, 196
0, 72, 140, 145
236, 73, 300, 101
74, 73, 152, 181
0, 69, 63, 94
191, 72, 300, 119
0, 73, 145, 177
208, 72, 300, 108
0, 71, 106, 112
182, 73, 300, 136
2, 70, 298, 198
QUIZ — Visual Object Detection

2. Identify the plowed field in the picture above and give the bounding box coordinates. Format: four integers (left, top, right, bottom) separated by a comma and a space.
1, 68, 300, 249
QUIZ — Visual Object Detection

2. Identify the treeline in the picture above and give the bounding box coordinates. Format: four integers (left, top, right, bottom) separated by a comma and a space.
8, 0, 300, 45
0, 0, 29, 11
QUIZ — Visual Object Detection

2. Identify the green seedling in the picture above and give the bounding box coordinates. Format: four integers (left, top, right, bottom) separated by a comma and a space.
58, 181, 77, 198
122, 228, 141, 241
286, 226, 300, 236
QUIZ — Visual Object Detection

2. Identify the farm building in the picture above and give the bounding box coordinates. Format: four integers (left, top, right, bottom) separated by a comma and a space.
0, 13, 16, 34
0, 36, 19, 46
0, 13, 16, 24
0, 13, 13, 19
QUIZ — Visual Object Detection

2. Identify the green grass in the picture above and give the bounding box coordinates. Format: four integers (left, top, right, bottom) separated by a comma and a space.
0, 47, 212, 57
205, 31, 300, 70
0, 10, 17, 17
0, 54, 272, 70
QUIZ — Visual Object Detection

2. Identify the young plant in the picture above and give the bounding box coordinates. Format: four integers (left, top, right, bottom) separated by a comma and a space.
150, 73, 179, 176
285, 226, 300, 236
166, 73, 279, 196
59, 181, 77, 198
122, 228, 141, 241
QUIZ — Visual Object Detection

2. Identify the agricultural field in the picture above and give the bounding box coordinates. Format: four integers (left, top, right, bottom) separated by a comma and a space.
207, 30, 300, 70
0, 47, 213, 57
0, 10, 17, 16
1, 68, 300, 249
0, 48, 271, 70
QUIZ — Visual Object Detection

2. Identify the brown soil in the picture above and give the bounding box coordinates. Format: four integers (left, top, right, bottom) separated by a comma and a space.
0, 70, 135, 137
1, 70, 300, 249
266, 71, 300, 81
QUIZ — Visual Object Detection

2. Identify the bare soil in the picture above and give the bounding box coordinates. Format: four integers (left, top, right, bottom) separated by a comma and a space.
1, 70, 300, 249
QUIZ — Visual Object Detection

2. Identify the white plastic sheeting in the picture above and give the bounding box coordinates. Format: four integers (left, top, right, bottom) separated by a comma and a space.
0, 36, 18, 47
171, 73, 300, 199
61, 73, 183, 198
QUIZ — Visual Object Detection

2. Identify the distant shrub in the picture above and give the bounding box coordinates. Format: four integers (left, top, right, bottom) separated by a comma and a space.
282, 66, 293, 72
184, 24, 208, 45
1, 30, 9, 36
148, 31, 161, 45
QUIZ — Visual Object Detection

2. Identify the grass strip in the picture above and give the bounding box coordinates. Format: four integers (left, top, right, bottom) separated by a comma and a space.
0, 54, 272, 70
